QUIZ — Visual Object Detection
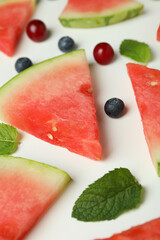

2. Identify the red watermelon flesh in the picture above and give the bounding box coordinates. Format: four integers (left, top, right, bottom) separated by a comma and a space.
95, 217, 160, 240
0, 0, 36, 56
0, 155, 71, 240
157, 25, 160, 41
62, 0, 131, 13
62, 0, 140, 13
127, 63, 160, 176
0, 50, 101, 160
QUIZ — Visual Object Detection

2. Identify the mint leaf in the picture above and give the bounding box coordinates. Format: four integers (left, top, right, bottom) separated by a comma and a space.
72, 168, 142, 222
120, 39, 150, 63
0, 123, 19, 155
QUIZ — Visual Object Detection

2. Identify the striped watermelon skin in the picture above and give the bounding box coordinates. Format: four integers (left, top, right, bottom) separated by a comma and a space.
59, 0, 144, 28
0, 0, 36, 56
127, 63, 160, 176
95, 217, 160, 240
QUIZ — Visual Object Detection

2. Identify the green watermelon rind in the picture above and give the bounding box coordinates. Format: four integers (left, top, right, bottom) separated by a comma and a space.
0, 50, 85, 103
0, 155, 71, 184
59, 2, 144, 28
0, 49, 85, 102
158, 163, 160, 177
152, 149, 160, 177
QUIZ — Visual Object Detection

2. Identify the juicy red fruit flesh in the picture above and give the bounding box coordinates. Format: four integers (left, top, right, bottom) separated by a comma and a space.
157, 25, 160, 41
26, 19, 47, 42
93, 42, 114, 65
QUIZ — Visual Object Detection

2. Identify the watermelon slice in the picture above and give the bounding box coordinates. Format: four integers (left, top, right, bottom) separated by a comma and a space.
0, 49, 101, 160
157, 25, 160, 41
95, 217, 160, 240
0, 155, 71, 239
127, 63, 160, 176
59, 0, 144, 28
0, 0, 36, 56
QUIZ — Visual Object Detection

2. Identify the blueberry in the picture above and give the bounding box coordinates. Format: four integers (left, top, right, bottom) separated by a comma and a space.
58, 36, 75, 52
15, 57, 33, 73
104, 98, 125, 118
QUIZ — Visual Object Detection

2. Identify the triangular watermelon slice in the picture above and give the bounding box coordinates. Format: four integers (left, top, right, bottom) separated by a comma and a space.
95, 217, 160, 240
0, 155, 71, 239
0, 50, 101, 160
127, 63, 160, 176
0, 0, 36, 56
59, 0, 144, 28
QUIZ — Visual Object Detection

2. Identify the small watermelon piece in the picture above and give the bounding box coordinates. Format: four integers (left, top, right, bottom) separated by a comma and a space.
157, 25, 160, 41
0, 155, 71, 239
127, 63, 160, 176
0, 49, 101, 160
59, 0, 144, 28
0, 0, 36, 56
95, 217, 160, 240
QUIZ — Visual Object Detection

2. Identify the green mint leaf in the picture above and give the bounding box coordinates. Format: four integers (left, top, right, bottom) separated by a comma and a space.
72, 168, 142, 222
0, 123, 19, 155
120, 39, 150, 63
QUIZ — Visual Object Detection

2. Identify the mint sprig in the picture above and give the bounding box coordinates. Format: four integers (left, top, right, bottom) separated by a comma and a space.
120, 39, 150, 63
0, 123, 19, 155
72, 168, 142, 222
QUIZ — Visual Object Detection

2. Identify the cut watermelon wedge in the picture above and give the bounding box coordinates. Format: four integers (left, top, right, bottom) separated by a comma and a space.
0, 49, 101, 160
59, 0, 144, 28
0, 155, 71, 239
95, 217, 160, 240
127, 63, 160, 176
0, 0, 36, 56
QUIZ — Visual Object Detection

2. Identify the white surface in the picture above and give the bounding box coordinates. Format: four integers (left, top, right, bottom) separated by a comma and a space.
0, 0, 160, 239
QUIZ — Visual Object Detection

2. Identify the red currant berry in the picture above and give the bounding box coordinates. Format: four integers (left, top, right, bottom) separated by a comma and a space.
26, 19, 47, 42
93, 42, 114, 65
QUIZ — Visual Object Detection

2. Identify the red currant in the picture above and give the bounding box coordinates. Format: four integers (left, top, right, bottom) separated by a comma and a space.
93, 42, 114, 65
26, 19, 47, 42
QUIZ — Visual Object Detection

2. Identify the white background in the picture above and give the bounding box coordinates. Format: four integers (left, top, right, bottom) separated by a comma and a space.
0, 0, 160, 239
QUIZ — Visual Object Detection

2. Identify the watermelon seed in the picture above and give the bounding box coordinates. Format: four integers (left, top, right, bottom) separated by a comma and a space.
88, 88, 93, 93
52, 127, 57, 132
150, 81, 158, 86
47, 134, 53, 140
